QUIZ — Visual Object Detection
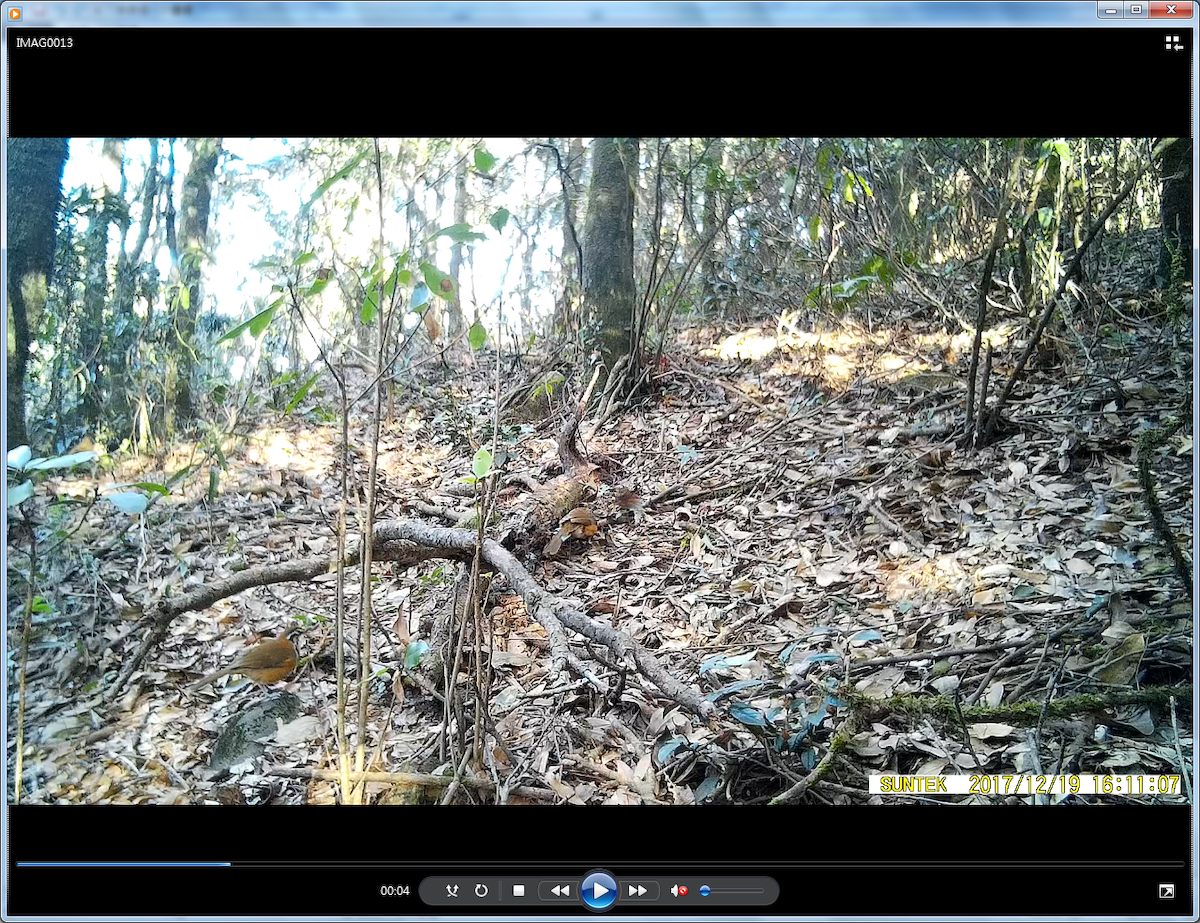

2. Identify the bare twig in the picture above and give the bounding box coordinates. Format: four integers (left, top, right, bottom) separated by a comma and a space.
265, 764, 557, 802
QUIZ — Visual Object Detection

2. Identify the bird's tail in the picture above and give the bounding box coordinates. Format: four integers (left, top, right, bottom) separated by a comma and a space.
185, 667, 235, 693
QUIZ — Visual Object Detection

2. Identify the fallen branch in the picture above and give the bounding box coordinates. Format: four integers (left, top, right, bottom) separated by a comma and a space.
264, 765, 557, 802
111, 518, 715, 720
371, 520, 715, 719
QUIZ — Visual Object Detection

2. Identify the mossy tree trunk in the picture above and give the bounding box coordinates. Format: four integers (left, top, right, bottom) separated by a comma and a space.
582, 137, 638, 377
5, 137, 68, 449
700, 138, 725, 310
1156, 136, 1192, 287
169, 137, 222, 430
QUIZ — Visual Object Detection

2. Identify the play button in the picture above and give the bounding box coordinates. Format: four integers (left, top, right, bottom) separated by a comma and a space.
581, 870, 617, 911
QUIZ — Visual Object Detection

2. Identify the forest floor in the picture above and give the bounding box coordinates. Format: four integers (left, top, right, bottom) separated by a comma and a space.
7, 303, 1194, 805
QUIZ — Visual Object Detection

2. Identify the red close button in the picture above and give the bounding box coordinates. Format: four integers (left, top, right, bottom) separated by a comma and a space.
1150, 1, 1193, 16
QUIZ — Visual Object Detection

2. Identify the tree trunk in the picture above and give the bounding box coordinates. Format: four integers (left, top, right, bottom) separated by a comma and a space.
80, 138, 126, 432
110, 139, 159, 444
170, 137, 222, 428
583, 138, 638, 375
1156, 136, 1192, 287
5, 137, 68, 449
561, 138, 585, 330
700, 138, 725, 310
447, 153, 467, 337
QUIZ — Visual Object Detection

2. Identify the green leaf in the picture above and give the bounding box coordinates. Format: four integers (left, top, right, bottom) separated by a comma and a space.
218, 303, 279, 344
303, 149, 367, 212
832, 275, 877, 299
782, 166, 797, 199
434, 223, 487, 245
489, 208, 510, 233
657, 737, 689, 764
284, 373, 320, 414
307, 277, 330, 297
474, 148, 496, 173
468, 322, 487, 351
419, 262, 455, 300
104, 491, 149, 514
361, 289, 378, 325
807, 214, 821, 244
252, 259, 278, 270
383, 264, 400, 300
397, 269, 412, 285
805, 700, 830, 729
530, 374, 563, 400
404, 640, 430, 670
27, 451, 97, 471
131, 482, 169, 496
699, 650, 757, 674
849, 629, 883, 643
294, 251, 317, 266
7, 480, 33, 507
7, 446, 32, 470
695, 772, 722, 802
178, 285, 190, 311
251, 301, 282, 337
729, 702, 770, 728
472, 448, 493, 480
705, 679, 768, 703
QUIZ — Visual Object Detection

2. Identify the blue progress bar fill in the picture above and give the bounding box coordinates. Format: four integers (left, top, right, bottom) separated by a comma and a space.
18, 862, 230, 867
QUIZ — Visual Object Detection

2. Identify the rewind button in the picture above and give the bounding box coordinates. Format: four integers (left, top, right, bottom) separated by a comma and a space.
538, 881, 575, 901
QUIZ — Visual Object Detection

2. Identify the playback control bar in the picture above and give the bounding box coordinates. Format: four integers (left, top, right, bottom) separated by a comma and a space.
419, 872, 778, 911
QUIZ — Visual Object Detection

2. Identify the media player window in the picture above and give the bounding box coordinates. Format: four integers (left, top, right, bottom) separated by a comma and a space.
1, 2, 1193, 922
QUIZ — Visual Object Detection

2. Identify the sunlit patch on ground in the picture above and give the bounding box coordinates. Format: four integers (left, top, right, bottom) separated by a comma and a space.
697, 313, 1018, 389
